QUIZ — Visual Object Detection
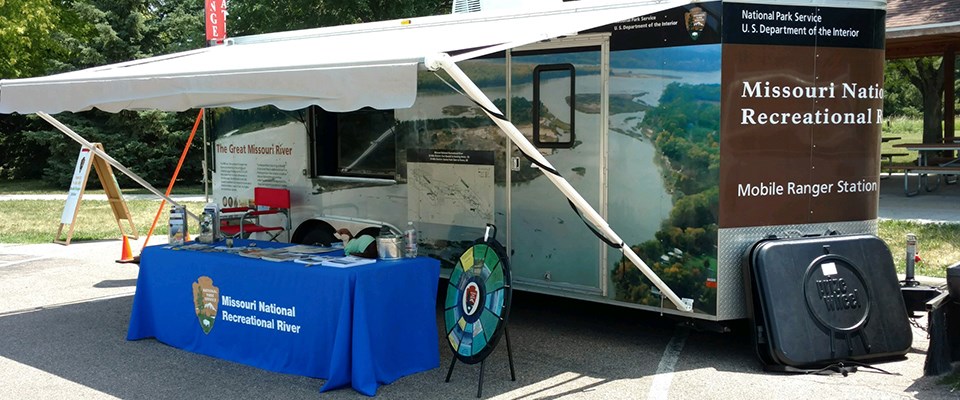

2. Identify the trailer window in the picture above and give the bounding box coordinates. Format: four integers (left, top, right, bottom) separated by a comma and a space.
313, 108, 398, 179
533, 63, 575, 148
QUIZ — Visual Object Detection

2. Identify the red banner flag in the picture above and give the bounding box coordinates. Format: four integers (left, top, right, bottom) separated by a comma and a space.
205, 0, 227, 42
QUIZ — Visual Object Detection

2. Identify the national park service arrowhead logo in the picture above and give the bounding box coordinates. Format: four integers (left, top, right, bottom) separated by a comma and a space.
684, 6, 707, 41
193, 276, 219, 334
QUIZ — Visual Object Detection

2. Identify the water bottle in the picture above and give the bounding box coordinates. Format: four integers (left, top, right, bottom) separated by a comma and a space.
403, 221, 418, 258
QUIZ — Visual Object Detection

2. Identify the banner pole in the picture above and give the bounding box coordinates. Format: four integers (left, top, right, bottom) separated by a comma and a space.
142, 109, 205, 251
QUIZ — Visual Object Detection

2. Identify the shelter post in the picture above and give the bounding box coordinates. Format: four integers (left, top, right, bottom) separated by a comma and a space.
946, 47, 955, 141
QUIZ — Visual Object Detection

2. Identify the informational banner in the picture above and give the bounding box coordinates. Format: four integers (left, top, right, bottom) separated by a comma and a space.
718, 3, 885, 228
213, 122, 307, 209
407, 149, 494, 228
206, 0, 228, 42
61, 147, 93, 224
56, 143, 137, 245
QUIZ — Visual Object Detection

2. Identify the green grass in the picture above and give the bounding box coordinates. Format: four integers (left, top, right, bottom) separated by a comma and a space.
0, 179, 64, 194
881, 116, 960, 164
0, 199, 206, 243
0, 178, 205, 195
940, 371, 960, 393
1, 199, 956, 279
878, 220, 960, 278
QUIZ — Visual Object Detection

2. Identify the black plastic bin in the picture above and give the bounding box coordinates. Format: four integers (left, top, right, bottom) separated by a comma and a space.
948, 262, 960, 302
744, 234, 912, 369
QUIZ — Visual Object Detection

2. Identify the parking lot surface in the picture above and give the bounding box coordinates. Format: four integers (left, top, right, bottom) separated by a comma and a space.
0, 235, 956, 399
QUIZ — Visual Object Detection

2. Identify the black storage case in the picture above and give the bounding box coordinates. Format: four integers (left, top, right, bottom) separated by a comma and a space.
744, 234, 912, 369
947, 262, 960, 301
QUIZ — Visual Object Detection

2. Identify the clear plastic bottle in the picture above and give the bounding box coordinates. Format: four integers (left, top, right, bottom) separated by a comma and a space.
403, 221, 418, 258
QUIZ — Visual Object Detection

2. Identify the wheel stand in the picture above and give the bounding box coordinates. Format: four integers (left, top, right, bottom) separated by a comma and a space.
445, 326, 517, 398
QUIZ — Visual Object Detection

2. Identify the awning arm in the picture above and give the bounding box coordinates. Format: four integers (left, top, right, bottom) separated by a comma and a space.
36, 111, 200, 222
425, 53, 693, 313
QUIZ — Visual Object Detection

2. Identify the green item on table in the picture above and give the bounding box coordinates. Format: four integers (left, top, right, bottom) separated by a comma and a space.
345, 234, 375, 256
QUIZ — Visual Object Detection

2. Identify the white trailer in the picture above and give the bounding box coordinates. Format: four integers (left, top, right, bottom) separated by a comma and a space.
0, 0, 888, 321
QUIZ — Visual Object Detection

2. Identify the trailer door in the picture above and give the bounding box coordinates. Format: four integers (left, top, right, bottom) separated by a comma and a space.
508, 36, 608, 295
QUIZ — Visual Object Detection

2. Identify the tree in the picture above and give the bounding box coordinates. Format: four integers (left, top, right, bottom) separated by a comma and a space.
0, 0, 65, 179
229, 0, 452, 35
3, 0, 205, 186
891, 57, 945, 144
2, 0, 454, 185
883, 60, 921, 118
0, 0, 63, 79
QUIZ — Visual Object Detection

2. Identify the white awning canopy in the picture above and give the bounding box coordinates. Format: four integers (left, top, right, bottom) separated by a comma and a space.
0, 0, 687, 114
4, 0, 699, 313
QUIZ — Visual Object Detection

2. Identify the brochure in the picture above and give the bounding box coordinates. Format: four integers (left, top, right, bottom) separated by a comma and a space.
238, 248, 279, 259
320, 256, 376, 268
177, 243, 214, 252
260, 252, 311, 263
293, 256, 337, 266
282, 244, 340, 255
213, 245, 243, 253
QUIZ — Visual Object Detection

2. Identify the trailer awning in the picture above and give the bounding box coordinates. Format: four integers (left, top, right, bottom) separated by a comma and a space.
0, 0, 687, 114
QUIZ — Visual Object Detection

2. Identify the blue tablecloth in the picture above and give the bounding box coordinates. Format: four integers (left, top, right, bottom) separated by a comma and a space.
127, 240, 440, 396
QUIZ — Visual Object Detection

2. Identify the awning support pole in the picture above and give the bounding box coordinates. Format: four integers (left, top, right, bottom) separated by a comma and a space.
427, 53, 693, 313
36, 111, 199, 222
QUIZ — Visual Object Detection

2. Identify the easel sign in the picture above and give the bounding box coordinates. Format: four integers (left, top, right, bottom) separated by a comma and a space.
55, 143, 138, 245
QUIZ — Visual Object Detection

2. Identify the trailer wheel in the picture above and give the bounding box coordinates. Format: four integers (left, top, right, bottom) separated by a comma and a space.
292, 224, 336, 246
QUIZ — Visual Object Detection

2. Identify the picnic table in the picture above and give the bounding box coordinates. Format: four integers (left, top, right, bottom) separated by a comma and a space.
881, 136, 906, 178
892, 142, 960, 196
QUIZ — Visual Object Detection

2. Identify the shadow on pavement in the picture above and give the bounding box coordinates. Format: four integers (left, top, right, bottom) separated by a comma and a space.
92, 279, 138, 288
1, 283, 949, 399
0, 296, 323, 400
0, 287, 682, 400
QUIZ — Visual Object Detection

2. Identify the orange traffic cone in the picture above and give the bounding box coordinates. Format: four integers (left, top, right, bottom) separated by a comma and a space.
116, 235, 138, 264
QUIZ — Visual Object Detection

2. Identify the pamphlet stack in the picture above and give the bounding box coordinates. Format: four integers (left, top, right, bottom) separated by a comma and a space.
169, 205, 187, 246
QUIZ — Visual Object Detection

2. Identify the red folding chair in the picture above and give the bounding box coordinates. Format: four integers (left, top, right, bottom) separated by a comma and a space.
220, 187, 290, 242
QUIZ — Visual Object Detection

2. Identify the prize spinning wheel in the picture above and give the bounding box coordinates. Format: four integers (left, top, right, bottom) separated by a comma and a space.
444, 234, 512, 365
443, 224, 515, 398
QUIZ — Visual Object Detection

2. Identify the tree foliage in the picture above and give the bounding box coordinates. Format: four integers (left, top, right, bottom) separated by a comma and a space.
0, 0, 64, 179
229, 0, 451, 35
891, 57, 945, 143
883, 59, 923, 119
0, 0, 63, 78
0, 0, 449, 185
886, 56, 960, 143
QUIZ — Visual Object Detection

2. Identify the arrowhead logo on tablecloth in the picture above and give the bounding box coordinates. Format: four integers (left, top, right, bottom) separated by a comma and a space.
192, 276, 220, 334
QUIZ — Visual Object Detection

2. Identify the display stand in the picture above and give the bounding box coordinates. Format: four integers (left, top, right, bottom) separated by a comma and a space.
55, 143, 137, 245
443, 224, 516, 398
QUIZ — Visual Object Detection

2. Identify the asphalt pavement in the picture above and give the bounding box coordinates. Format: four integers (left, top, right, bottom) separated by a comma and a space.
878, 173, 960, 223
0, 175, 957, 399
